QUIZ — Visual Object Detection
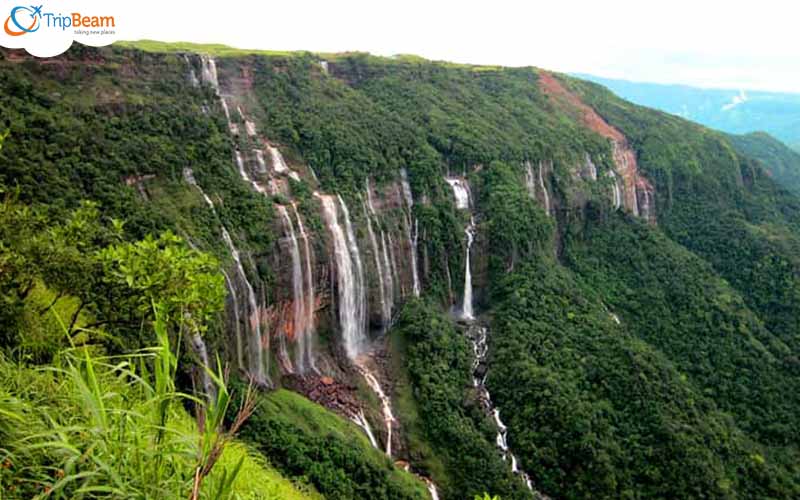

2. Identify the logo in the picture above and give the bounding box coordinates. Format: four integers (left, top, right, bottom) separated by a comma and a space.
1, 2, 119, 57
4, 5, 42, 36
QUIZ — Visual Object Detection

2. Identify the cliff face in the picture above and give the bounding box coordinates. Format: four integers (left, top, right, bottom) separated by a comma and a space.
5, 44, 800, 500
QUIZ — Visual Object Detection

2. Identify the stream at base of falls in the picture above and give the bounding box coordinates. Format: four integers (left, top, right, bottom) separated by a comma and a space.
466, 324, 542, 495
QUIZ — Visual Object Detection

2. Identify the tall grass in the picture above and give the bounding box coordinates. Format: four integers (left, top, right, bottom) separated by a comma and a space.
0, 306, 253, 499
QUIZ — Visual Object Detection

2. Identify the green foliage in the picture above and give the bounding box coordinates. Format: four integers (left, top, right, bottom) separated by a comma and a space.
728, 131, 800, 195
477, 161, 553, 276
235, 389, 427, 500
566, 214, 800, 447
394, 299, 530, 500
99, 231, 225, 335
0, 308, 249, 499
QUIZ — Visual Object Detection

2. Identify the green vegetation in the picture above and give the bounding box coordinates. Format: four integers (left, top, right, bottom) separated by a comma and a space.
728, 131, 800, 194
392, 299, 531, 500
236, 389, 428, 500
5, 42, 800, 500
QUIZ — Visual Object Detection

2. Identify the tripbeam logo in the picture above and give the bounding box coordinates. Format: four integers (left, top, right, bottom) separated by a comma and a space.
1, 2, 119, 57
4, 5, 42, 36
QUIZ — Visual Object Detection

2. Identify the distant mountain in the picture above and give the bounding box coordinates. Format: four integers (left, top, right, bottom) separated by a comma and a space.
728, 132, 800, 194
577, 74, 800, 151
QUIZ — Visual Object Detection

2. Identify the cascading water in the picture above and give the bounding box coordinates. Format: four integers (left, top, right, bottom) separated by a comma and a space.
364, 200, 389, 327
269, 145, 289, 174
525, 161, 536, 198
357, 358, 396, 456
445, 177, 470, 210
183, 168, 214, 208
277, 205, 304, 374
184, 168, 243, 387
317, 194, 367, 359
222, 228, 268, 385
235, 151, 268, 195
608, 171, 622, 210
386, 232, 401, 298
222, 270, 244, 369
254, 150, 267, 173
200, 55, 219, 93
190, 333, 216, 401
292, 203, 316, 372
364, 179, 395, 328
400, 169, 420, 297
380, 232, 395, 320
446, 177, 476, 321
353, 410, 379, 449
184, 55, 199, 88
538, 162, 551, 216
461, 217, 476, 321
467, 325, 535, 492
584, 153, 598, 181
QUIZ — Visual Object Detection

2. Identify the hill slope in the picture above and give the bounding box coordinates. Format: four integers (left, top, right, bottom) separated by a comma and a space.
2, 44, 800, 499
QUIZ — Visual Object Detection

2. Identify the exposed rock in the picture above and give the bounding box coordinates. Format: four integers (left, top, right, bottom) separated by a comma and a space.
284, 373, 363, 418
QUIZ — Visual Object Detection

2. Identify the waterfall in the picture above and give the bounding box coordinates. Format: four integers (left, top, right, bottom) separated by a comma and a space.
235, 151, 268, 195
400, 169, 420, 296
254, 150, 267, 173
638, 187, 653, 221
222, 228, 268, 385
190, 333, 216, 401
425, 479, 441, 500
584, 153, 598, 180
357, 363, 396, 456
445, 177, 470, 210
462, 217, 476, 321
339, 195, 367, 339
183, 55, 199, 88
445, 176, 476, 320
352, 410, 379, 449
220, 99, 238, 135
467, 325, 535, 492
200, 55, 219, 93
400, 168, 414, 208
386, 232, 401, 298
198, 58, 272, 385
364, 180, 394, 328
608, 171, 622, 210
525, 161, 536, 198
182, 168, 214, 208
365, 177, 377, 214
538, 162, 551, 216
317, 194, 367, 359
364, 200, 389, 328
222, 270, 244, 370
292, 203, 317, 372
269, 145, 289, 174
184, 168, 246, 378
245, 120, 257, 137
278, 205, 305, 374
380, 232, 395, 321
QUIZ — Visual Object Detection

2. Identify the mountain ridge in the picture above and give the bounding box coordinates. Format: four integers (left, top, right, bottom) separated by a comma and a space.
2, 43, 800, 499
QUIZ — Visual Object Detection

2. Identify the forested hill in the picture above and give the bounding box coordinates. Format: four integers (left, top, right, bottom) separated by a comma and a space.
2, 42, 800, 499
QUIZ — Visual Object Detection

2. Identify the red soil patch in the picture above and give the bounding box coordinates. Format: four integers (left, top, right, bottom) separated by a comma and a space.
538, 71, 655, 220
538, 71, 624, 142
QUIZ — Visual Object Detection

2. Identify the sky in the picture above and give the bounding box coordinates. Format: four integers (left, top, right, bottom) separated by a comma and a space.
121, 0, 800, 93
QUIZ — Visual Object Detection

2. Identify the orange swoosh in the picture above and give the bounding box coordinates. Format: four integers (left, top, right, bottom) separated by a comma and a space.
4, 14, 38, 37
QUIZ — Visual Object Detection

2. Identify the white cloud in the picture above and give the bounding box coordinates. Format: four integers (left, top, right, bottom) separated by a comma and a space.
722, 90, 748, 111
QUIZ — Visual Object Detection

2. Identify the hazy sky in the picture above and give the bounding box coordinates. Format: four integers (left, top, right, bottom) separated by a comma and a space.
123, 0, 799, 92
